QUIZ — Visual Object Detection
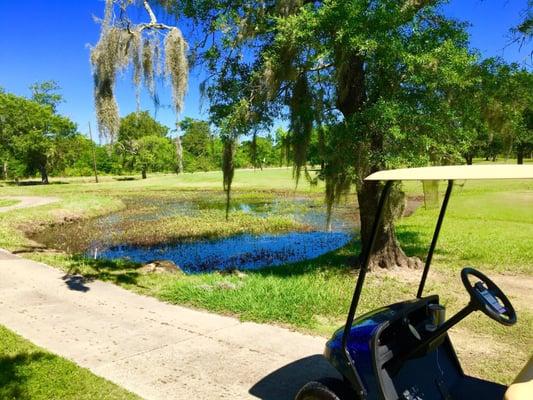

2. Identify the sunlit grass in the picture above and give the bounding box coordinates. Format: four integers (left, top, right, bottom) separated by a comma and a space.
398, 183, 533, 274
0, 198, 20, 207
0, 325, 140, 400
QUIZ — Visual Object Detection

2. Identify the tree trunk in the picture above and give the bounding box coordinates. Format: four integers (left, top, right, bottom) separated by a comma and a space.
517, 144, 524, 165
175, 134, 183, 174
2, 160, 7, 180
141, 167, 147, 179
357, 180, 422, 270
465, 154, 473, 165
40, 165, 49, 184
334, 50, 417, 270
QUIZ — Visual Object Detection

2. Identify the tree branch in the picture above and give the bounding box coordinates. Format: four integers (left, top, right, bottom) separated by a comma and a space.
143, 0, 157, 25
138, 22, 174, 31
138, 0, 175, 31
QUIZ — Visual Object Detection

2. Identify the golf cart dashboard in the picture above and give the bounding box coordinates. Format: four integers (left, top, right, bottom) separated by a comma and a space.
374, 296, 442, 366
371, 296, 459, 400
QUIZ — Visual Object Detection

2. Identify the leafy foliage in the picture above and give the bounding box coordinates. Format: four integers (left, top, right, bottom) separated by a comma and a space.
0, 91, 76, 183
116, 111, 174, 178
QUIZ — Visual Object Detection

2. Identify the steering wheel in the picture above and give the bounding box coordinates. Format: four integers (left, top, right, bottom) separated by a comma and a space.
461, 267, 516, 326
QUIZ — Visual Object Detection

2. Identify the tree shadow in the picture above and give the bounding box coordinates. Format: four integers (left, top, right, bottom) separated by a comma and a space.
63, 255, 143, 289
249, 355, 341, 400
245, 239, 362, 280
0, 352, 54, 400
5, 180, 69, 186
396, 229, 450, 260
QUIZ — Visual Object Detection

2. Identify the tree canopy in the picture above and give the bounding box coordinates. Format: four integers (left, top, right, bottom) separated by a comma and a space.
116, 111, 174, 178
90, 0, 533, 269
0, 91, 76, 183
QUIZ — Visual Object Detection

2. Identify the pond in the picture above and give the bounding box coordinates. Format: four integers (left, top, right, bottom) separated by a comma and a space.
99, 232, 352, 273
32, 194, 358, 272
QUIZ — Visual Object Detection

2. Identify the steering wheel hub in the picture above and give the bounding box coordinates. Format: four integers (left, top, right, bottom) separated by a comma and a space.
461, 267, 517, 326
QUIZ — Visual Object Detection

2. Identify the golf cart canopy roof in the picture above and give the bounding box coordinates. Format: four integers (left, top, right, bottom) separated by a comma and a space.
365, 165, 533, 181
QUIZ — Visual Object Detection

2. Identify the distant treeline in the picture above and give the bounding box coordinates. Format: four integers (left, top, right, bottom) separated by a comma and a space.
0, 84, 292, 181
0, 81, 531, 183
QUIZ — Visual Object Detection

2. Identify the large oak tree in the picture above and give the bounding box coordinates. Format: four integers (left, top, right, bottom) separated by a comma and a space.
155, 0, 476, 269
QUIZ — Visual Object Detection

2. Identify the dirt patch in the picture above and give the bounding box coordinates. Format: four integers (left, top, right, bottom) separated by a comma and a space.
377, 266, 532, 312
404, 195, 424, 217
489, 273, 533, 312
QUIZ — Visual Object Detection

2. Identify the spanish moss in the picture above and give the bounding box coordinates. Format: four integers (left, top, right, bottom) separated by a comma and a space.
142, 37, 156, 98
289, 74, 314, 185
91, 0, 189, 140
222, 137, 237, 220
165, 28, 189, 114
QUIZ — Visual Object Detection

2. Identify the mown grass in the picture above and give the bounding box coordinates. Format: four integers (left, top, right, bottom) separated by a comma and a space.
0, 198, 20, 207
1, 167, 532, 385
0, 325, 140, 400
398, 180, 533, 274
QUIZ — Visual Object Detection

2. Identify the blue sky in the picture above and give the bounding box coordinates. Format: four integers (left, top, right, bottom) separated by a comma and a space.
0, 0, 531, 138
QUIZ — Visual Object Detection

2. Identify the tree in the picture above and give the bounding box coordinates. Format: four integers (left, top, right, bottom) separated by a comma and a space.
29, 80, 63, 112
511, 0, 532, 52
136, 135, 177, 178
179, 117, 218, 171
118, 111, 168, 142
274, 127, 291, 167
0, 91, 76, 183
161, 0, 475, 269
117, 111, 171, 178
479, 59, 533, 163
241, 135, 277, 169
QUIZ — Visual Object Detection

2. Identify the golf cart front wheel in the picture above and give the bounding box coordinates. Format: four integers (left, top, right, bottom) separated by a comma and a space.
295, 378, 353, 400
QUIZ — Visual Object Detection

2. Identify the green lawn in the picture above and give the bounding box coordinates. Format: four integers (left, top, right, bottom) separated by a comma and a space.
0, 198, 19, 208
0, 167, 532, 386
0, 325, 140, 400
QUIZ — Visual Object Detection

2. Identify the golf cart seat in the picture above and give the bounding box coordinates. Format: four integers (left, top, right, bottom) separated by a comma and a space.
505, 356, 533, 400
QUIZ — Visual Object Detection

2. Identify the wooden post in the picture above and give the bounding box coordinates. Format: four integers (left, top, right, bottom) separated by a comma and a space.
88, 122, 99, 183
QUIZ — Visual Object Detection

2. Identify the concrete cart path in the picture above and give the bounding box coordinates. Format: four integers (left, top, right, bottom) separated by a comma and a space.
0, 250, 338, 400
0, 196, 59, 213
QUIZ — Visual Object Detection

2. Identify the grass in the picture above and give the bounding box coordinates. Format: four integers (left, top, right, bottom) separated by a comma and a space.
1, 166, 532, 386
0, 325, 140, 400
0, 198, 20, 207
398, 180, 533, 274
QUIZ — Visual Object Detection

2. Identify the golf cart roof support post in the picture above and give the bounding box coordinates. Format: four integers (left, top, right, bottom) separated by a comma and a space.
341, 180, 393, 399
417, 180, 454, 298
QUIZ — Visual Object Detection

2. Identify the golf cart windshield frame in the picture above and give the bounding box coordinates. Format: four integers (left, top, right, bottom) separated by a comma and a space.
341, 179, 455, 399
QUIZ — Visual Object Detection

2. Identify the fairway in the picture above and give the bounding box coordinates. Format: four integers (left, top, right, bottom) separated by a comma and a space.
1, 167, 532, 386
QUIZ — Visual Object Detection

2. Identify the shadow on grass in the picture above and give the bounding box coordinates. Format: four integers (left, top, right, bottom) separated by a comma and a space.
396, 227, 450, 261
5, 180, 70, 186
248, 228, 430, 279
396, 229, 430, 259
0, 352, 54, 400
62, 255, 143, 290
250, 240, 362, 279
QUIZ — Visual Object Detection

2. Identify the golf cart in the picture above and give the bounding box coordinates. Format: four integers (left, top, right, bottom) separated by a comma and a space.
296, 165, 533, 400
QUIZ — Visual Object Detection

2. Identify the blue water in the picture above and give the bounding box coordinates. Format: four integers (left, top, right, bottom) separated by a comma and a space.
98, 231, 352, 273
